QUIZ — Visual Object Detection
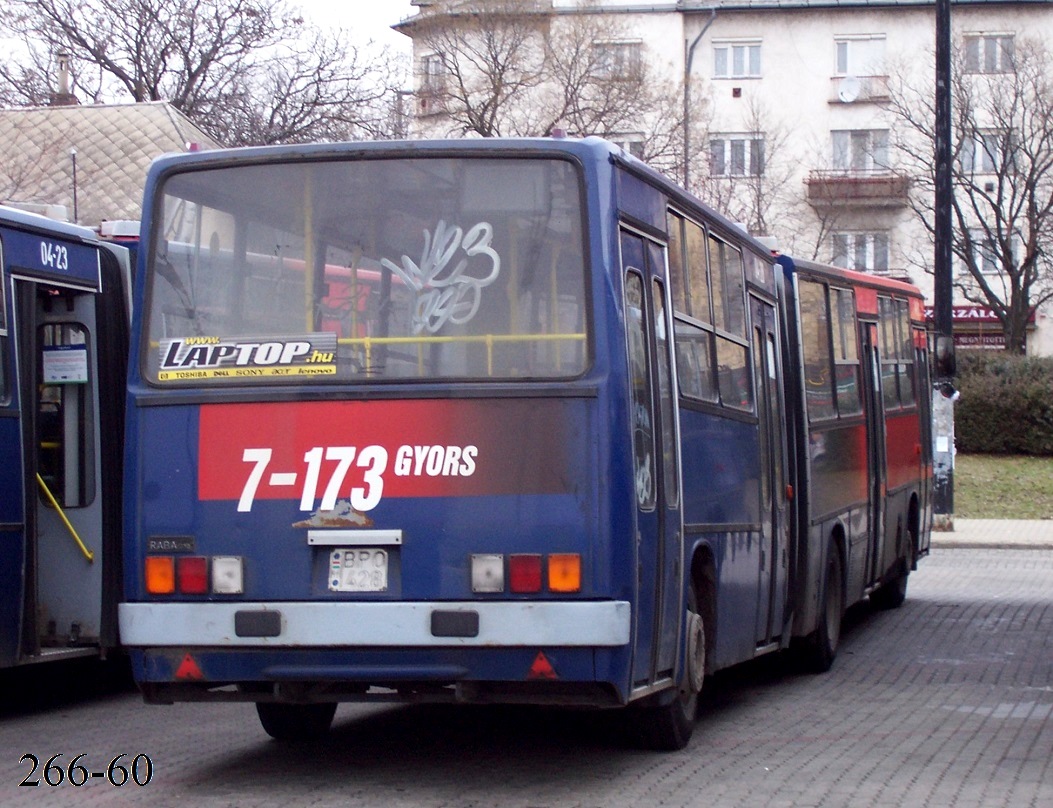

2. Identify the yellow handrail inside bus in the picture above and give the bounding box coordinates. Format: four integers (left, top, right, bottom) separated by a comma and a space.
35, 473, 95, 563
338, 331, 586, 376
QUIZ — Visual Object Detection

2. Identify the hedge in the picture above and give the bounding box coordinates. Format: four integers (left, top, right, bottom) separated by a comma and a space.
954, 351, 1053, 455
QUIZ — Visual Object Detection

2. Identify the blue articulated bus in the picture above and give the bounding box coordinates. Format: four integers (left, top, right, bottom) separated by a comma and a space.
119, 137, 930, 749
0, 205, 130, 668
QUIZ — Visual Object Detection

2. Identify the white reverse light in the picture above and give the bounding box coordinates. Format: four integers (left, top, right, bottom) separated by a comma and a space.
211, 556, 244, 595
471, 554, 504, 593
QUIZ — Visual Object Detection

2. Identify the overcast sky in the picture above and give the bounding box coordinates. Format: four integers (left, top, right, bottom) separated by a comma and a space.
296, 0, 416, 52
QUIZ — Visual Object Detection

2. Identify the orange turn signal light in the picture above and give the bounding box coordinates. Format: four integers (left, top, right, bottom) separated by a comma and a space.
547, 553, 581, 593
145, 556, 176, 595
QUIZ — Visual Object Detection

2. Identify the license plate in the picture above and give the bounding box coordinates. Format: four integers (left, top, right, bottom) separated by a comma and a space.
328, 548, 388, 592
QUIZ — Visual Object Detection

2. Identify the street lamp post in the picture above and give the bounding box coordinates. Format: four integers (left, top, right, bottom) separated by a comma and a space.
932, 0, 956, 529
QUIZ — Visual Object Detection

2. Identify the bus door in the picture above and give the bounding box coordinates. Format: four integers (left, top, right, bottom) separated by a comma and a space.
621, 228, 683, 688
0, 256, 20, 667
914, 335, 933, 555
862, 322, 887, 584
13, 279, 106, 660
750, 295, 789, 646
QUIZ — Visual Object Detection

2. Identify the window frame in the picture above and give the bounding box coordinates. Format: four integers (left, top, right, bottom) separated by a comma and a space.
593, 40, 643, 81
831, 231, 890, 274
834, 34, 887, 77
713, 40, 762, 79
963, 33, 1015, 74
710, 135, 765, 178
831, 129, 890, 173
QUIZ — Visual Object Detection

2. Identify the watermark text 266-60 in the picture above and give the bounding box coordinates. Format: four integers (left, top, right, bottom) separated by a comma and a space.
19, 753, 153, 787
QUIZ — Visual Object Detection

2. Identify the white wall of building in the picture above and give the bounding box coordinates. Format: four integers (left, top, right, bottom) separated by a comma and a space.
402, 1, 1053, 354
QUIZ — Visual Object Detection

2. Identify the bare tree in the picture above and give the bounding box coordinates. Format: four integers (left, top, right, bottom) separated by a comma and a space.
0, 59, 53, 107
693, 94, 800, 241
407, 0, 686, 169
198, 33, 402, 146
0, 0, 407, 146
890, 38, 1053, 353
410, 0, 548, 137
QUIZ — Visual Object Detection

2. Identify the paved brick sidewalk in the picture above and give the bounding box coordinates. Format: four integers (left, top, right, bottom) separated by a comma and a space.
932, 518, 1053, 549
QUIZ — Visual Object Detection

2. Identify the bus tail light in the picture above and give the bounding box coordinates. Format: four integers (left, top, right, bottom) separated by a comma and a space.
547, 554, 581, 593
177, 556, 209, 594
471, 553, 583, 594
471, 554, 504, 593
143, 555, 243, 595
145, 556, 175, 595
509, 554, 543, 593
211, 557, 244, 595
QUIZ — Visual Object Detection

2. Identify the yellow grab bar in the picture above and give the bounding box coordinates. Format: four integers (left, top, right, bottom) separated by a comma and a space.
35, 473, 95, 563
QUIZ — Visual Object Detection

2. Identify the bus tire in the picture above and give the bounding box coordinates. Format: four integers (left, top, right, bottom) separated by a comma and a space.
871, 534, 912, 611
802, 545, 844, 674
634, 585, 704, 751
256, 702, 337, 741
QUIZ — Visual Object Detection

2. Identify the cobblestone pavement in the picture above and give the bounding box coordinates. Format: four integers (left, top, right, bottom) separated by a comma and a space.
0, 547, 1050, 807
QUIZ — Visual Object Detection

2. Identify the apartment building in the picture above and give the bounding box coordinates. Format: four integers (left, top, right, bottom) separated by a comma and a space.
398, 1, 1053, 353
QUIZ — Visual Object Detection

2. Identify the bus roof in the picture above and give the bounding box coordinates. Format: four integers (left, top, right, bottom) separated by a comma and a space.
0, 204, 100, 245
776, 254, 926, 300
141, 136, 776, 262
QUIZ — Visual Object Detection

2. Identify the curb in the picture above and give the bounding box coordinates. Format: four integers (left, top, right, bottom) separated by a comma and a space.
930, 540, 1053, 550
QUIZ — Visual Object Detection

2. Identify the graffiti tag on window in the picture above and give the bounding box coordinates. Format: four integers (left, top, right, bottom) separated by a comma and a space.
381, 221, 501, 334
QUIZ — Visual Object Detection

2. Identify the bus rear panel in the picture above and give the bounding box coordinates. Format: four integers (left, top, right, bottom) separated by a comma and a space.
121, 146, 640, 710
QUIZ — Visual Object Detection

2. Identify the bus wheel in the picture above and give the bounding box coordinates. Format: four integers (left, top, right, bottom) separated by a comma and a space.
256, 702, 337, 741
803, 546, 844, 673
871, 541, 912, 611
634, 587, 704, 751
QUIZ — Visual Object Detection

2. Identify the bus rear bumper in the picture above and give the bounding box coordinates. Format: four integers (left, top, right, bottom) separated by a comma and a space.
119, 600, 631, 648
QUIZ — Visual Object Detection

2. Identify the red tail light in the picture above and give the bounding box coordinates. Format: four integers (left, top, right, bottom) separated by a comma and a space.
508, 554, 543, 593
177, 556, 209, 594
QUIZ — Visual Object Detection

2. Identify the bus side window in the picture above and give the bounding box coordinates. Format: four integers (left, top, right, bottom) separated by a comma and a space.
674, 318, 717, 402
0, 336, 7, 405
667, 212, 687, 313
878, 296, 916, 410
708, 234, 746, 337
38, 322, 95, 508
0, 245, 7, 404
897, 300, 916, 406
798, 279, 836, 420
831, 287, 862, 416
717, 335, 752, 411
624, 270, 655, 510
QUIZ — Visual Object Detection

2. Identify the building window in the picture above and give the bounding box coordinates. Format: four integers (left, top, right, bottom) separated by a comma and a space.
831, 129, 889, 172
964, 34, 1015, 74
960, 130, 1009, 174
710, 136, 764, 177
594, 41, 642, 80
967, 228, 1021, 274
610, 136, 645, 159
832, 232, 890, 273
714, 41, 761, 79
421, 53, 445, 92
835, 35, 886, 76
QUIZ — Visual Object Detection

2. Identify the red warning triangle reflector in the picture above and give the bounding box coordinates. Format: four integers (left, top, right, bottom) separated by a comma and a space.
175, 654, 204, 680
527, 651, 558, 680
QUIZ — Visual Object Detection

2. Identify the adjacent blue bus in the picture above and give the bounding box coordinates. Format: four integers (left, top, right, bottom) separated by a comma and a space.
0, 205, 131, 668
119, 137, 931, 749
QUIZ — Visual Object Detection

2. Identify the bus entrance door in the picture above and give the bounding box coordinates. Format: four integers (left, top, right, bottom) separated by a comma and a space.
863, 323, 888, 585
621, 230, 683, 689
15, 281, 105, 661
751, 296, 789, 646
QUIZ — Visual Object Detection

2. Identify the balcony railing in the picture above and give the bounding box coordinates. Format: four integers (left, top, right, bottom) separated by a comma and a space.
829, 74, 890, 105
806, 171, 910, 208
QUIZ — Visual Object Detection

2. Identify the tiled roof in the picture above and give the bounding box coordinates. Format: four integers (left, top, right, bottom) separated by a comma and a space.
0, 101, 221, 227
